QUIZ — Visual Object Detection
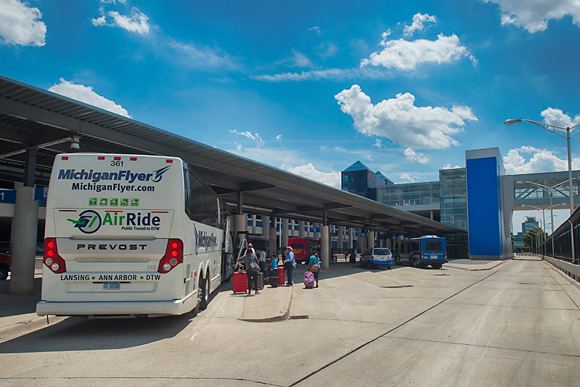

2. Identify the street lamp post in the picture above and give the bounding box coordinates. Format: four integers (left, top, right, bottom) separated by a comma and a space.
505, 118, 579, 215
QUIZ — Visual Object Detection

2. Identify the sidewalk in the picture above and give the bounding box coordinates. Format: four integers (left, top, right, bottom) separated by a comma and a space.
0, 268, 295, 340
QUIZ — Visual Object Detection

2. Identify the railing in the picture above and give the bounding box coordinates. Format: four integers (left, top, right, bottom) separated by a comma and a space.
540, 208, 580, 281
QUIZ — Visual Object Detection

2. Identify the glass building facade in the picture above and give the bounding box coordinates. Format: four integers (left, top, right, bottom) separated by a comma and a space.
440, 168, 467, 230
378, 181, 440, 207
341, 161, 392, 201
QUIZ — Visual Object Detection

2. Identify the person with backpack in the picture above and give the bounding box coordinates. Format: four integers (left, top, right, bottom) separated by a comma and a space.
237, 249, 260, 295
307, 251, 320, 288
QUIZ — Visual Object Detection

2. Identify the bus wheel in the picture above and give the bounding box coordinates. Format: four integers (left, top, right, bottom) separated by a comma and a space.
199, 275, 209, 310
413, 258, 420, 268
0, 264, 8, 280
432, 263, 442, 269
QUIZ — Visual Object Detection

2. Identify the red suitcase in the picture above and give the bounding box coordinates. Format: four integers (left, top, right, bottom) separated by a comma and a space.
233, 271, 247, 294
278, 266, 285, 286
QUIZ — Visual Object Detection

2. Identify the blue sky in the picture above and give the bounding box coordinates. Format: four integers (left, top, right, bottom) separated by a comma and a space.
2, 0, 580, 232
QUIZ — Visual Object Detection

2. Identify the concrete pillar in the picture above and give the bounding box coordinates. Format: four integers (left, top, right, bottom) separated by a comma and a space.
251, 215, 257, 234
281, 218, 289, 249
368, 230, 375, 249
9, 186, 39, 295
321, 225, 330, 270
299, 220, 306, 238
232, 214, 247, 249
269, 221, 277, 257
338, 226, 344, 253
348, 227, 354, 249
262, 216, 270, 237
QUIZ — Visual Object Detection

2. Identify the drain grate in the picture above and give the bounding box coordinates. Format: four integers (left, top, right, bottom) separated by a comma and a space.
290, 315, 309, 320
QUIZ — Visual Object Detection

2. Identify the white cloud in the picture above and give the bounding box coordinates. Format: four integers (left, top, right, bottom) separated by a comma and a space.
91, 15, 107, 27
502, 146, 579, 174
253, 68, 348, 82
404, 13, 437, 37
282, 163, 341, 188
404, 148, 429, 164
169, 40, 236, 70
48, 78, 131, 118
92, 6, 151, 35
252, 66, 392, 82
0, 0, 46, 46
335, 85, 477, 150
483, 0, 580, 33
540, 107, 580, 128
229, 130, 265, 147
442, 163, 462, 169
361, 31, 476, 71
373, 139, 383, 148
276, 135, 283, 140
399, 172, 422, 183
289, 50, 312, 67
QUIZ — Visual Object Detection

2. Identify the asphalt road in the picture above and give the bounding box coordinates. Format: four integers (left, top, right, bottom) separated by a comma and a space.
1, 256, 579, 387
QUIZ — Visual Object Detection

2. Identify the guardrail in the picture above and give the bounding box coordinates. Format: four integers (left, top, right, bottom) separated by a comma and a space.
537, 207, 580, 283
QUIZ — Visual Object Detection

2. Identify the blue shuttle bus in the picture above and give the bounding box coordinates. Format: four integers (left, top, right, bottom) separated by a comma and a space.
395, 235, 447, 269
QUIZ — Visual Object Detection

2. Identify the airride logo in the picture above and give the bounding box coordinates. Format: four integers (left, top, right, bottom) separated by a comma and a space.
68, 210, 101, 234
57, 165, 171, 184
67, 210, 162, 234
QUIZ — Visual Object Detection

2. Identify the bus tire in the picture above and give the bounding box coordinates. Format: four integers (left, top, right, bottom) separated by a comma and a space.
432, 263, 442, 269
387, 264, 392, 270
199, 274, 209, 310
413, 258, 420, 268
0, 264, 8, 280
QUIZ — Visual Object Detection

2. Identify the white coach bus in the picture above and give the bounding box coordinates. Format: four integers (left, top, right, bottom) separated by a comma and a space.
36, 153, 233, 318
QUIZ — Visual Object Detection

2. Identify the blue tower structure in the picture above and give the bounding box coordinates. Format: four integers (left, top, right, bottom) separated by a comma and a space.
465, 148, 513, 259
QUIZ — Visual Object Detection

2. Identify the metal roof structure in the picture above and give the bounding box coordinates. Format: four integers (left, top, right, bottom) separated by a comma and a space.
0, 74, 461, 237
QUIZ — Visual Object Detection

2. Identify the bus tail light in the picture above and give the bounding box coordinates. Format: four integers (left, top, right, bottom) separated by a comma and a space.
44, 238, 66, 274
158, 239, 183, 273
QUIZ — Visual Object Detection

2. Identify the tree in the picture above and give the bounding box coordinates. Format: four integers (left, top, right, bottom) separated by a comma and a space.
523, 227, 548, 251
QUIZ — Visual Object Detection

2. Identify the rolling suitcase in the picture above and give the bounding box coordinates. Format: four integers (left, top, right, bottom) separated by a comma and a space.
278, 266, 285, 286
249, 272, 264, 290
303, 271, 315, 289
269, 268, 278, 287
233, 271, 247, 294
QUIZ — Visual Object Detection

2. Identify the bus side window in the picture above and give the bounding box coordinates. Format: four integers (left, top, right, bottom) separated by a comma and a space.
185, 167, 219, 227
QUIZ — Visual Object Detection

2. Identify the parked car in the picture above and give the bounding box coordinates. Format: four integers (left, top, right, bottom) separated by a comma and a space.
0, 252, 11, 280
360, 248, 393, 269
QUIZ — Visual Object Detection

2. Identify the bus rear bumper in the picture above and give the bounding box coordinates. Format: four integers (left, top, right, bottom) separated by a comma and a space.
36, 295, 197, 317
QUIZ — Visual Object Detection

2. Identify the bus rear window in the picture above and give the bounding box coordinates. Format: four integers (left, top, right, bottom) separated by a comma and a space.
425, 241, 442, 251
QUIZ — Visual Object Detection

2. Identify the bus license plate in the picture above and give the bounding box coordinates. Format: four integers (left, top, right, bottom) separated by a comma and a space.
431, 255, 437, 259
103, 282, 120, 290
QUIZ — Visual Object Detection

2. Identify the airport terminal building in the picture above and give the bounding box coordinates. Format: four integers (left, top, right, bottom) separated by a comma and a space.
342, 148, 580, 260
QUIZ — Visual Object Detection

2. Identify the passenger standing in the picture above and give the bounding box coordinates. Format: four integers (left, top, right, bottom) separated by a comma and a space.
271, 255, 278, 269
237, 249, 260, 295
258, 248, 267, 273
307, 251, 320, 288
284, 246, 296, 286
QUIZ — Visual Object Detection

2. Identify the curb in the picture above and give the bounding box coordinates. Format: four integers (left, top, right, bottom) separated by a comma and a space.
0, 315, 66, 343
238, 285, 294, 323
445, 260, 510, 271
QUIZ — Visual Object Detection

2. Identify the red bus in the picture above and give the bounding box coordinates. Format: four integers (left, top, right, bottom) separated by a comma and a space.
287, 237, 320, 263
